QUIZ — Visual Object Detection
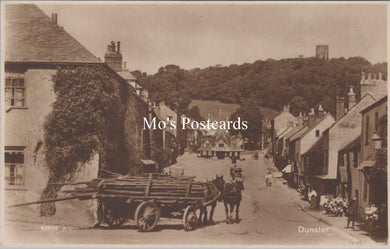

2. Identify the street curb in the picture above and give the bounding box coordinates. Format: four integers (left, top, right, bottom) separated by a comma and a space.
297, 203, 362, 244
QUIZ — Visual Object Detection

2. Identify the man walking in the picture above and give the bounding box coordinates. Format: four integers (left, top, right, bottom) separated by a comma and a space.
346, 197, 358, 229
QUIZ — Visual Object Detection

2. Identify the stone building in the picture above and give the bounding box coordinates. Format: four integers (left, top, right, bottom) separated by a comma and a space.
316, 45, 329, 60
4, 4, 102, 204
358, 95, 387, 219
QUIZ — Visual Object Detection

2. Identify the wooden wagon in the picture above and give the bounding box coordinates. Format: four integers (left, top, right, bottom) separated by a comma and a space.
10, 173, 220, 232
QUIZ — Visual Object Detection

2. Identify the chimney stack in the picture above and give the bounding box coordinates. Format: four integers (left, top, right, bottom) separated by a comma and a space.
336, 97, 345, 121
104, 41, 123, 72
303, 116, 308, 127
360, 71, 376, 98
308, 108, 316, 129
347, 86, 356, 110
51, 13, 58, 24
283, 105, 290, 113
318, 105, 325, 119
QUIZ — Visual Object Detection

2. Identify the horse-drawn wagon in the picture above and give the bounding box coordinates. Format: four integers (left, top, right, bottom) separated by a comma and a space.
10, 173, 220, 232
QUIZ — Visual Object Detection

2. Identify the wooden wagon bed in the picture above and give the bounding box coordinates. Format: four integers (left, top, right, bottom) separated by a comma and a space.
9, 173, 220, 231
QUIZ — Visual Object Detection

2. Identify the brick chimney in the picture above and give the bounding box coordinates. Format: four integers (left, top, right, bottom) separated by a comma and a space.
347, 85, 356, 110
308, 108, 316, 129
360, 72, 375, 98
282, 104, 290, 113
51, 13, 58, 24
336, 96, 345, 121
104, 41, 123, 72
318, 105, 325, 119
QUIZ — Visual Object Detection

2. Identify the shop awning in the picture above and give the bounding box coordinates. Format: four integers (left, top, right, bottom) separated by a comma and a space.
282, 164, 292, 173
358, 160, 375, 170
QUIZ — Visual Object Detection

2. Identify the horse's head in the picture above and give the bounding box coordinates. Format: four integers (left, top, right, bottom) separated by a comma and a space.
213, 174, 225, 192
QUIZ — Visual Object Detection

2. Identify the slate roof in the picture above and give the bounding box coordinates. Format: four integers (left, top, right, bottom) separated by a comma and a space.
290, 126, 308, 142
302, 135, 325, 156
339, 136, 360, 153
284, 124, 304, 141
5, 4, 100, 63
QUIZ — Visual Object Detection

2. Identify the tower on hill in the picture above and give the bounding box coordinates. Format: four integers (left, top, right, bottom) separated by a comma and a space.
316, 45, 329, 60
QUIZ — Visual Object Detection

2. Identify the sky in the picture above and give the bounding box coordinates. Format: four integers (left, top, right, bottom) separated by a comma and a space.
37, 2, 388, 74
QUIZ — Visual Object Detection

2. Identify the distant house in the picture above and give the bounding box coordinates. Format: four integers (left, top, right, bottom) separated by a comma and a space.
271, 105, 299, 157
337, 136, 360, 201
294, 108, 335, 190
197, 130, 244, 159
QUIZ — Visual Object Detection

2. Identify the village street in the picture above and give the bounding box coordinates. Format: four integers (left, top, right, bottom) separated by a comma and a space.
3, 151, 378, 246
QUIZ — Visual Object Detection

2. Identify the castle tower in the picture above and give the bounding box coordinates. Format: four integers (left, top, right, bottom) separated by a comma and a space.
316, 45, 329, 60
104, 41, 123, 71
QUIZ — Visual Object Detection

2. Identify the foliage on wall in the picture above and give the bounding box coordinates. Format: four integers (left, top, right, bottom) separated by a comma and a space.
41, 65, 128, 216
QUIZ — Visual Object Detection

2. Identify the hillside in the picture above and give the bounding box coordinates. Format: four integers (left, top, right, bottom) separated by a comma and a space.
136, 57, 387, 116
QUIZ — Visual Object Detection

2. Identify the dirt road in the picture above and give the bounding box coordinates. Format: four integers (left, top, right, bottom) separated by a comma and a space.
3, 151, 370, 246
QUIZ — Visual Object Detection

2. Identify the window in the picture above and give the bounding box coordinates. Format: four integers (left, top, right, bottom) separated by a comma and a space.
365, 116, 369, 145
375, 112, 379, 131
218, 143, 224, 147
5, 72, 25, 108
353, 152, 358, 168
363, 177, 368, 201
5, 147, 25, 187
315, 130, 320, 137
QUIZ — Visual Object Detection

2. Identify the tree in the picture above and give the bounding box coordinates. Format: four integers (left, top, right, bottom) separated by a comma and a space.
185, 106, 204, 122
230, 100, 263, 149
289, 96, 309, 116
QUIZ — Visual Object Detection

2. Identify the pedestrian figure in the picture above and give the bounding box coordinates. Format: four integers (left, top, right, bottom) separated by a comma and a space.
346, 197, 358, 229
265, 170, 272, 186
308, 187, 317, 209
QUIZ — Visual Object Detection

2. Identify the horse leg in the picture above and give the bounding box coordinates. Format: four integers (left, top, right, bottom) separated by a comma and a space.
235, 200, 240, 222
198, 207, 204, 226
229, 202, 235, 222
203, 206, 208, 224
224, 202, 230, 223
208, 202, 216, 224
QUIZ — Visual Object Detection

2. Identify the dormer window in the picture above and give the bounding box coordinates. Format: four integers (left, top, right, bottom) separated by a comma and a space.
5, 72, 25, 109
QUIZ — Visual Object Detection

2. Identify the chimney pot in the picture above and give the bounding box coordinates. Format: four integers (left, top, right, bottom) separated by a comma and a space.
348, 86, 356, 110
379, 72, 383, 80
117, 41, 121, 53
361, 72, 366, 82
51, 13, 58, 24
318, 105, 325, 119
336, 96, 345, 121
308, 108, 316, 129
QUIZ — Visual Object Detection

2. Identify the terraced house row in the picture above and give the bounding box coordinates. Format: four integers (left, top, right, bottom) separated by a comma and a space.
271, 71, 387, 223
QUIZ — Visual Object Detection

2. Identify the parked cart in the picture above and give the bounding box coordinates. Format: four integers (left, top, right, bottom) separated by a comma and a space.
9, 173, 220, 232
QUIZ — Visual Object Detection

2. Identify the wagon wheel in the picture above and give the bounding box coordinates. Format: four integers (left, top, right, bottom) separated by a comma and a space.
103, 202, 126, 228
135, 201, 160, 232
183, 205, 198, 231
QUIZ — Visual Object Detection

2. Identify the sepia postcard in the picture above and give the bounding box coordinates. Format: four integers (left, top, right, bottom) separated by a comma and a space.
1, 1, 389, 247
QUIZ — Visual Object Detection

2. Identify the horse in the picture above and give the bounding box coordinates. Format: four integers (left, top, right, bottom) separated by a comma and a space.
221, 178, 244, 223
199, 175, 225, 225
